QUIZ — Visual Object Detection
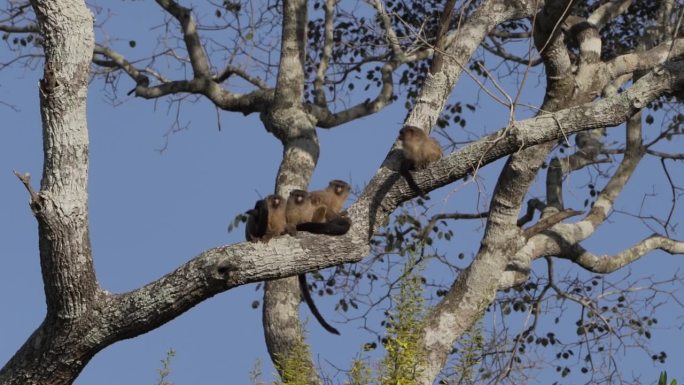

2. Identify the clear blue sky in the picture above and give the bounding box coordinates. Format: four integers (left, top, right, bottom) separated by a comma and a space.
1, 2, 683, 384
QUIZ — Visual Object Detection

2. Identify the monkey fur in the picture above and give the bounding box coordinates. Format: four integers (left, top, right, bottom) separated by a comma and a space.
285, 189, 327, 235
245, 194, 286, 242
297, 180, 352, 235
310, 180, 351, 220
398, 125, 443, 196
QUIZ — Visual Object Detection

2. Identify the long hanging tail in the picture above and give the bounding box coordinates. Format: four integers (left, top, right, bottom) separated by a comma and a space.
400, 160, 426, 198
298, 274, 340, 335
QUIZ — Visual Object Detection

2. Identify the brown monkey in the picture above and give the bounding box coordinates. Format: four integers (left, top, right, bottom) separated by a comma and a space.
310, 180, 351, 220
285, 190, 327, 235
244, 194, 286, 242
398, 126, 442, 196
285, 190, 342, 334
296, 180, 352, 235
263, 194, 287, 241
398, 125, 442, 169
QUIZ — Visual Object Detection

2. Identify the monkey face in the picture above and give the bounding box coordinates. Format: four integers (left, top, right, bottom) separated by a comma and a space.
330, 180, 350, 196
267, 195, 283, 208
289, 189, 309, 204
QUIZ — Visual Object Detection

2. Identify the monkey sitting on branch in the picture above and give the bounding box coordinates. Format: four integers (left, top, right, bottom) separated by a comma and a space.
398, 125, 443, 197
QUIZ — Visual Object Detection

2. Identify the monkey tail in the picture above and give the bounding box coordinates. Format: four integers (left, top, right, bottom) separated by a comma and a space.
400, 161, 426, 198
296, 216, 351, 235
299, 274, 340, 335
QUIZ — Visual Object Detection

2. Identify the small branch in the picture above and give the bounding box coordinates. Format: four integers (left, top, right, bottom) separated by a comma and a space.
13, 171, 38, 202
429, 0, 456, 74
523, 209, 583, 239
93, 44, 270, 114
546, 152, 612, 210
155, 0, 211, 78
659, 158, 678, 236
313, 0, 335, 106
559, 234, 684, 273
93, 44, 148, 86
482, 39, 543, 66
313, 62, 396, 128
0, 24, 38, 33
214, 64, 268, 89
488, 29, 532, 39
646, 149, 684, 160
517, 198, 546, 227
587, 0, 635, 29
418, 211, 488, 240
606, 38, 684, 79
371, 0, 404, 60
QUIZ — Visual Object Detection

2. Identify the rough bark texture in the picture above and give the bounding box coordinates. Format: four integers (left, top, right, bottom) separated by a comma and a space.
261, 1, 323, 383
0, 0, 97, 384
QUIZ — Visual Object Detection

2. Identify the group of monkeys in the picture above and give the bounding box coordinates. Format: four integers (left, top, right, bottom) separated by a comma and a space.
243, 125, 443, 335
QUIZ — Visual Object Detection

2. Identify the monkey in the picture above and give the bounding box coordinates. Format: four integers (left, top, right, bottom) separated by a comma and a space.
285, 190, 327, 235
398, 125, 443, 196
244, 194, 287, 242
310, 180, 351, 220
399, 126, 443, 169
245, 198, 268, 242
284, 188, 345, 335
296, 180, 352, 235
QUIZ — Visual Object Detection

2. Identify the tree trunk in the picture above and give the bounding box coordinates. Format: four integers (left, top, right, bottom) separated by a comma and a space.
0, 0, 98, 384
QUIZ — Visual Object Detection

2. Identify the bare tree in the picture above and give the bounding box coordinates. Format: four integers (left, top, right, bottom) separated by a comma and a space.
1, 0, 683, 384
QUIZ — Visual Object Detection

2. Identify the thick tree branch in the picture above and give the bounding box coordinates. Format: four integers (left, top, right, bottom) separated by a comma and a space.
397, 62, 683, 208
103, 233, 368, 338
415, 3, 581, 380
